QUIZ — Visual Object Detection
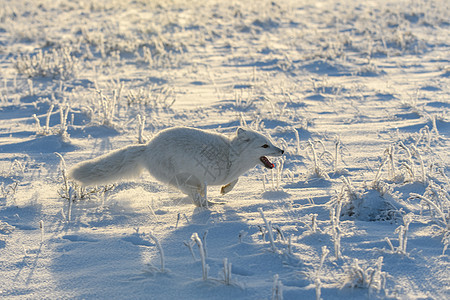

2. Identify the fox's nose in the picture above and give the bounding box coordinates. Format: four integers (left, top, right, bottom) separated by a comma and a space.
281, 149, 284, 154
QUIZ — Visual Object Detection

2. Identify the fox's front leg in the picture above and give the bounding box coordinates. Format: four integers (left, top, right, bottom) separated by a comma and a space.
192, 183, 208, 207
220, 179, 238, 195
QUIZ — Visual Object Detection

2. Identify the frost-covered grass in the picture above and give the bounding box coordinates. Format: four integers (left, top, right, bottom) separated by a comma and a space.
0, 0, 449, 299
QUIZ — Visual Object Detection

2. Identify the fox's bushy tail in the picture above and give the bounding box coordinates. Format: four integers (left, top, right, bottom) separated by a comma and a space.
69, 145, 147, 186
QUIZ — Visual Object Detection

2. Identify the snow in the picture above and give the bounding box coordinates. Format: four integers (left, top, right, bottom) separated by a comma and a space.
0, 0, 449, 299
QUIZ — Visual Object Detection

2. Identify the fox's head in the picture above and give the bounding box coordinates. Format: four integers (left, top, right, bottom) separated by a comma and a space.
233, 127, 284, 169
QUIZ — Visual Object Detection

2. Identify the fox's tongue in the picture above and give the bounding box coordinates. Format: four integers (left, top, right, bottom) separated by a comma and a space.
260, 156, 274, 169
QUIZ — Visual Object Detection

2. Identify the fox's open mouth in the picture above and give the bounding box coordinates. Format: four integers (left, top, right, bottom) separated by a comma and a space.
260, 156, 274, 169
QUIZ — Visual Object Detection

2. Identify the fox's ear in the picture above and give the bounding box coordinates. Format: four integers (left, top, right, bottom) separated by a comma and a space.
236, 127, 250, 141
236, 127, 247, 136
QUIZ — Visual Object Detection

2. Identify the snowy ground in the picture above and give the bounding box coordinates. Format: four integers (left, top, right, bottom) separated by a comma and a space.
0, 0, 449, 299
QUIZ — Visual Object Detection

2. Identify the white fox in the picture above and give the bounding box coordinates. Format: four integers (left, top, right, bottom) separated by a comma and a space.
69, 127, 284, 206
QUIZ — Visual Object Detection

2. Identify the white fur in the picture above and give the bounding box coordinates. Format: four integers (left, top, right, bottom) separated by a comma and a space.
69, 127, 283, 203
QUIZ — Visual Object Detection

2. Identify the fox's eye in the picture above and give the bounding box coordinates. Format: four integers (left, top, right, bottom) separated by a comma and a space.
262, 144, 269, 148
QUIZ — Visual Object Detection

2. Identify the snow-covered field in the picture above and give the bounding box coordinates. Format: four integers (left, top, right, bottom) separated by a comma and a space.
0, 0, 449, 299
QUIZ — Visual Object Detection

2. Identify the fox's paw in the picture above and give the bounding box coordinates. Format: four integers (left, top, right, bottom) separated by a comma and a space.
193, 198, 226, 208
192, 197, 227, 208
220, 185, 229, 195
220, 179, 238, 195
207, 199, 227, 206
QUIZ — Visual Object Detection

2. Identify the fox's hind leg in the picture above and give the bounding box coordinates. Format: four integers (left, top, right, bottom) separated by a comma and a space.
220, 179, 238, 195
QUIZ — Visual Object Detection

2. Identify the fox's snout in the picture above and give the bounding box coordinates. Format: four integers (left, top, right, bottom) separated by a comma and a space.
272, 146, 284, 156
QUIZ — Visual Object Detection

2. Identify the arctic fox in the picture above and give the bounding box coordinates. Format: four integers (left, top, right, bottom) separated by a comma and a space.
69, 127, 284, 206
